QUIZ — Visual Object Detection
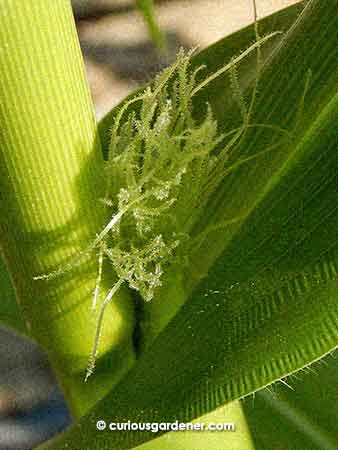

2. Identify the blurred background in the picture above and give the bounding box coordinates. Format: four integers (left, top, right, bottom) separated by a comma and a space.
0, 1, 299, 449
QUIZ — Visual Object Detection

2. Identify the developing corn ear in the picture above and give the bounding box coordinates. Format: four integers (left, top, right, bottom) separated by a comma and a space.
34, 27, 286, 380
87, 49, 233, 378
86, 44, 282, 378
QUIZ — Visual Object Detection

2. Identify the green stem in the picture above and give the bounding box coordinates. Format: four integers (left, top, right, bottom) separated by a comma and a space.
0, 0, 135, 418
136, 0, 167, 53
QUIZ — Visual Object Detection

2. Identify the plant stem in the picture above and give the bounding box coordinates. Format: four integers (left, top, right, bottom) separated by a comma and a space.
0, 0, 135, 418
136, 0, 167, 53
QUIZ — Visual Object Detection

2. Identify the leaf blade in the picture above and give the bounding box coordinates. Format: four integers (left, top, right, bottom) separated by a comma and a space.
243, 350, 338, 450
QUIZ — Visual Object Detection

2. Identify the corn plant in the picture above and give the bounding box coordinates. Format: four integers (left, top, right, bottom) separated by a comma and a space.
0, 0, 337, 449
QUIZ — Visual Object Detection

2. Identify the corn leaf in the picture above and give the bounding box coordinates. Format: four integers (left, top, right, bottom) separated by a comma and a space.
243, 349, 338, 450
